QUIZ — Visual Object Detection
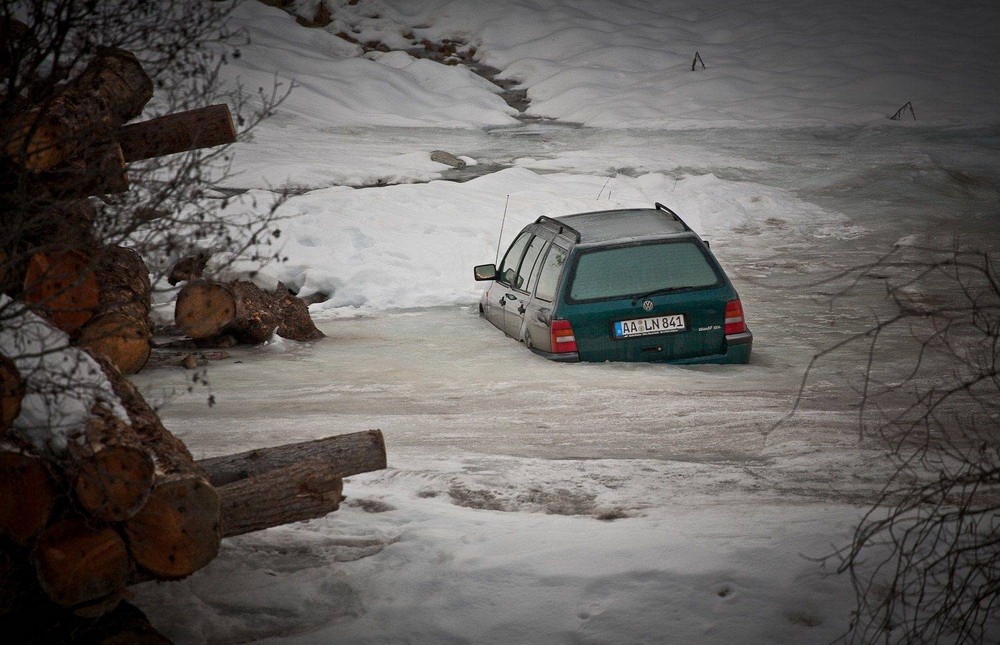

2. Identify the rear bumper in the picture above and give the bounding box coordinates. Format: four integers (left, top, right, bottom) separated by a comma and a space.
534, 329, 753, 365
667, 329, 752, 365
529, 347, 580, 362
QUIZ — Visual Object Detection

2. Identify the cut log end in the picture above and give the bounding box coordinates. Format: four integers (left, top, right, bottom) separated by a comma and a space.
23, 250, 99, 333
77, 312, 151, 375
174, 280, 236, 339
73, 444, 155, 523
34, 518, 130, 610
124, 476, 220, 580
0, 450, 57, 545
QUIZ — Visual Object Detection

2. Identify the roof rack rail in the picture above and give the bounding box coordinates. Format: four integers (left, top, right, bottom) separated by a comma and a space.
654, 202, 692, 231
535, 216, 582, 242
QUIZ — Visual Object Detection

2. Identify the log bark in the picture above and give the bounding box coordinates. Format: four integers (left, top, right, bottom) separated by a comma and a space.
200, 431, 385, 537
218, 460, 343, 537
167, 252, 210, 286
96, 357, 220, 579
274, 282, 325, 341
69, 405, 155, 523
175, 279, 323, 344
0, 355, 24, 435
4, 48, 152, 171
0, 446, 57, 546
33, 517, 130, 610
198, 429, 387, 487
22, 249, 99, 334
118, 104, 236, 162
25, 141, 129, 200
77, 246, 151, 374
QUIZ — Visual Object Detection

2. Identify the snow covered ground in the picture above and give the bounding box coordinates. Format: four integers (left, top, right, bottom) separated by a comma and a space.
130, 1, 1000, 642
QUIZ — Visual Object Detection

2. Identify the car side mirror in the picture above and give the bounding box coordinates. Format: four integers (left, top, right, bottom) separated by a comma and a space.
474, 263, 497, 281
703, 239, 710, 248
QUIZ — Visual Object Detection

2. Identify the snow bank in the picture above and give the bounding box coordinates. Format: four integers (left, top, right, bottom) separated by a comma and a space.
0, 297, 128, 454
227, 167, 847, 312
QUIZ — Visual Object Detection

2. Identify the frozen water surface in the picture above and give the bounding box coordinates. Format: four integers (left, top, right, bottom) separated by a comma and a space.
132, 124, 1000, 643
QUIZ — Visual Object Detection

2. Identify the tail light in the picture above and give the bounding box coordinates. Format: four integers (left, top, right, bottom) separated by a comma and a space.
725, 299, 746, 335
550, 319, 578, 353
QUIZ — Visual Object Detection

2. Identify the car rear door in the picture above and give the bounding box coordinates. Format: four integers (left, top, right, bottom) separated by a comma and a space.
503, 234, 549, 338
521, 242, 569, 352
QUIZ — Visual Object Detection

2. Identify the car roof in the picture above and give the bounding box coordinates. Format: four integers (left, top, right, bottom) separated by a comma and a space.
540, 207, 692, 245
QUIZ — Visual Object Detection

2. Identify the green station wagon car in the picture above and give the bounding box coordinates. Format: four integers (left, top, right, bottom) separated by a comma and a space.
474, 203, 752, 364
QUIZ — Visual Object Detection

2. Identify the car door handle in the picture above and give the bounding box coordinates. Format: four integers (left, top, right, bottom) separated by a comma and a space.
505, 294, 518, 301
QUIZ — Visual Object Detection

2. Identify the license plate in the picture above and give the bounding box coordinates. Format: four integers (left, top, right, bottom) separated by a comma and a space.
613, 314, 686, 339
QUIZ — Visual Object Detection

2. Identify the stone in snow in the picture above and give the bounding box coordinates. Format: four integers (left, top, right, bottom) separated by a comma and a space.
430, 150, 466, 168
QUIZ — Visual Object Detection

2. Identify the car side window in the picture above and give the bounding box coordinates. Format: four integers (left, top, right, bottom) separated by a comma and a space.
497, 231, 532, 286
524, 240, 550, 294
515, 236, 547, 292
533, 244, 568, 302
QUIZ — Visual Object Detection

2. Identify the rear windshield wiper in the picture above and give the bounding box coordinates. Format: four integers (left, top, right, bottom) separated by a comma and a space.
630, 287, 683, 305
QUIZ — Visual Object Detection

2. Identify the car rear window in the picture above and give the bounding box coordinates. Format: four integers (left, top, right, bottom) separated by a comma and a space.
568, 241, 721, 301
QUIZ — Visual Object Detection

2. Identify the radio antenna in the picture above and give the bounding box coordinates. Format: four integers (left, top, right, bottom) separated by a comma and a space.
494, 194, 510, 265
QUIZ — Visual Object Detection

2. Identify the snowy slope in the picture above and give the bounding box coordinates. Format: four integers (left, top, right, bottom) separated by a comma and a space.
229, 0, 1000, 131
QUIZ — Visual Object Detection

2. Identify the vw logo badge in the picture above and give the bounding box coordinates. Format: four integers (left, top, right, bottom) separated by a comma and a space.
641, 300, 654, 311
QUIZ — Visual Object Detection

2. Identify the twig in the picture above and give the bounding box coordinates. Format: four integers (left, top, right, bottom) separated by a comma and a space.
890, 101, 916, 121
692, 51, 705, 71
596, 173, 614, 200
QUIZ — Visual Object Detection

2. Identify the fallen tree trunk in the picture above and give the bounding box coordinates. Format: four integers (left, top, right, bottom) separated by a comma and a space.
199, 431, 385, 537
77, 246, 152, 374
97, 358, 220, 580
118, 103, 237, 162
175, 279, 324, 344
198, 429, 387, 487
4, 48, 152, 172
218, 460, 344, 537
0, 356, 24, 435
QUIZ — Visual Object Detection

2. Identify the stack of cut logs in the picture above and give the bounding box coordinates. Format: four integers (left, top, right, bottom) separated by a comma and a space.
2, 23, 379, 642
1, 370, 386, 639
